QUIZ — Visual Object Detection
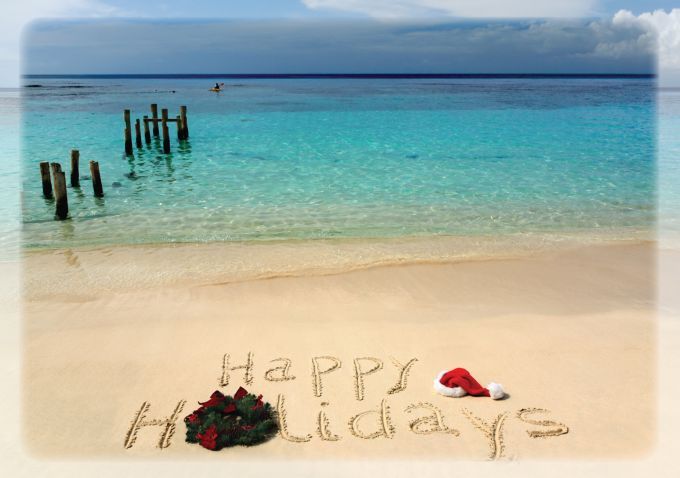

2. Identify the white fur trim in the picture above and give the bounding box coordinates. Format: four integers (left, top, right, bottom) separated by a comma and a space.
433, 370, 467, 397
487, 382, 505, 400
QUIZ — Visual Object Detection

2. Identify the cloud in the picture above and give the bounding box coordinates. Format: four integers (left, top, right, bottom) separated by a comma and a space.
578, 14, 656, 61
23, 18, 654, 76
0, 0, 121, 86
613, 8, 680, 79
301, 0, 598, 18
6, 3, 676, 86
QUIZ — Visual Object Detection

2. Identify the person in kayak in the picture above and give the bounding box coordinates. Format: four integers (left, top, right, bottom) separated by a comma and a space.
214, 82, 221, 91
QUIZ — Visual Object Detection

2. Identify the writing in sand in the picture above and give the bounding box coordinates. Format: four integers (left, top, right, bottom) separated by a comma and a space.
124, 353, 569, 459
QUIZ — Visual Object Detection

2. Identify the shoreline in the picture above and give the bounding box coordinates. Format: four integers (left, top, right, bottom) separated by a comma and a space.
22, 232, 654, 300
21, 226, 654, 251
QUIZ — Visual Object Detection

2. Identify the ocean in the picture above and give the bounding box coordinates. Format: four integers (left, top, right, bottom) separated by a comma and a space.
19, 76, 657, 251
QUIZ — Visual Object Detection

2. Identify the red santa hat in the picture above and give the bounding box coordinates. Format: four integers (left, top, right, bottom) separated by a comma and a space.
433, 368, 505, 400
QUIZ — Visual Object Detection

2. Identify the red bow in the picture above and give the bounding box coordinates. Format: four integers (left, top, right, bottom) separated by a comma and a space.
234, 387, 248, 400
198, 390, 225, 409
197, 425, 218, 450
251, 394, 264, 410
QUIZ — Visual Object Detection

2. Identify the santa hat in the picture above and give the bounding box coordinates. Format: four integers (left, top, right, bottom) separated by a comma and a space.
433, 368, 505, 400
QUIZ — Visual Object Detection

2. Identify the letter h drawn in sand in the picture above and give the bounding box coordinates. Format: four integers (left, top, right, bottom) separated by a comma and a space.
219, 352, 254, 387
124, 400, 187, 449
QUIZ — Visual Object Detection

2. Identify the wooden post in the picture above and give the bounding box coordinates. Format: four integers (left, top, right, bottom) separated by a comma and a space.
124, 127, 132, 155
50, 163, 68, 220
124, 109, 133, 155
176, 115, 182, 140
135, 119, 143, 148
180, 105, 188, 139
40, 162, 53, 198
90, 160, 104, 198
161, 108, 170, 154
151, 104, 159, 137
70, 149, 80, 188
143, 115, 151, 144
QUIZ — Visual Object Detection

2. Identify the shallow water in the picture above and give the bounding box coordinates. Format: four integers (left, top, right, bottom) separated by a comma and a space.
0, 89, 21, 260
20, 77, 656, 250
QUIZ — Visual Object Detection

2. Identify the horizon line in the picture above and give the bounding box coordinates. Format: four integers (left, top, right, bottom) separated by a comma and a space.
23, 73, 656, 80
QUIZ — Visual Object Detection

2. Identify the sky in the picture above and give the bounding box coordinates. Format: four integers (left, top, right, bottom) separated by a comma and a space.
2, 0, 680, 85
22, 18, 656, 76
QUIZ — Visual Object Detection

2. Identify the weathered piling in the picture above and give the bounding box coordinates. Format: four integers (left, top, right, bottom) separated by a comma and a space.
70, 149, 80, 188
40, 162, 53, 199
89, 160, 104, 198
161, 108, 170, 154
50, 163, 68, 220
176, 115, 183, 140
135, 119, 143, 148
143, 115, 151, 144
151, 104, 159, 137
179, 105, 189, 139
124, 109, 133, 155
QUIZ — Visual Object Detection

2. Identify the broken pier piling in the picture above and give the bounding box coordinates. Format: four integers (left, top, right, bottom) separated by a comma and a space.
134, 104, 188, 154
89, 160, 104, 198
40, 162, 53, 199
50, 163, 68, 220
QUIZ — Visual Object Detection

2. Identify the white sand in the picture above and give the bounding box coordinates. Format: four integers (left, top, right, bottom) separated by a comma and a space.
21, 241, 655, 460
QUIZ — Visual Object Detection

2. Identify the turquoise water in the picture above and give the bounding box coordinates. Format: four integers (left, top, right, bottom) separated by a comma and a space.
21, 78, 656, 249
0, 89, 21, 259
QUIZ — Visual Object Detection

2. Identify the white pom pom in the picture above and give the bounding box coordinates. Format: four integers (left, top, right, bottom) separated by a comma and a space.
433, 370, 468, 397
487, 382, 505, 400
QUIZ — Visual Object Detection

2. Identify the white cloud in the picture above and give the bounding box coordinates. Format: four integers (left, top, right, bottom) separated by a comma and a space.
580, 14, 656, 61
24, 17, 656, 77
0, 0, 121, 86
300, 2, 680, 85
5, 3, 680, 86
613, 8, 680, 75
301, 0, 598, 18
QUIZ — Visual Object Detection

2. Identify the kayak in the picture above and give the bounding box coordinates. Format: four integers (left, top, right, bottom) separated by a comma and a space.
210, 88, 221, 92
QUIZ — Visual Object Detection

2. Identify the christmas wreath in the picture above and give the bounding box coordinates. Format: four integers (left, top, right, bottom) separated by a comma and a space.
184, 387, 278, 451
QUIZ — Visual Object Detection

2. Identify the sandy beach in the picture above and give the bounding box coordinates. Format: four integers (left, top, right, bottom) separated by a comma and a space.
22, 240, 656, 460
5, 13, 678, 475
